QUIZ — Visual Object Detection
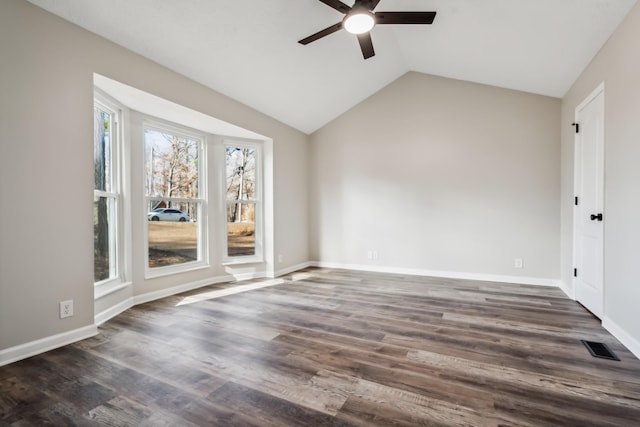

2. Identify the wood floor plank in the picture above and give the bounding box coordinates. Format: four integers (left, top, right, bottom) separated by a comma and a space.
407, 349, 640, 408
206, 381, 353, 427
2, 267, 640, 425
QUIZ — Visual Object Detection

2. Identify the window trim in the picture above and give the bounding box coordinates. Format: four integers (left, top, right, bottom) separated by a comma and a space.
222, 138, 263, 265
142, 118, 208, 279
93, 93, 124, 289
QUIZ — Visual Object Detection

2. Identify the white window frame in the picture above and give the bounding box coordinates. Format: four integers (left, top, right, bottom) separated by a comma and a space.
143, 118, 208, 278
93, 92, 127, 292
223, 138, 263, 265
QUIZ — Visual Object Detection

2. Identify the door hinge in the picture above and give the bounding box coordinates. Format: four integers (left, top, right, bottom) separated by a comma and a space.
575, 196, 579, 206
574, 268, 577, 277
572, 123, 580, 133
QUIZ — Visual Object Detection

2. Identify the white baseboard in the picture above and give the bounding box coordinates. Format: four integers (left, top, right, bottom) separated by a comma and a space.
95, 297, 134, 326
0, 325, 98, 367
95, 275, 236, 325
133, 274, 234, 306
558, 280, 575, 300
311, 261, 561, 287
227, 271, 267, 281
274, 261, 313, 278
603, 316, 640, 360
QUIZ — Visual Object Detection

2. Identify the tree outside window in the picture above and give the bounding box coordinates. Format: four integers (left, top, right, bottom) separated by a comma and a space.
94, 105, 118, 283
226, 145, 259, 258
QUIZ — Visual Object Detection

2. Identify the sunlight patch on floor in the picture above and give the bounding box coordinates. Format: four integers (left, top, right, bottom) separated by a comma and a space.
290, 272, 316, 282
176, 278, 286, 306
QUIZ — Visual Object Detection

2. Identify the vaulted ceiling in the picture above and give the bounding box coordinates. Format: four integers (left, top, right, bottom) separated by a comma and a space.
27, 0, 637, 134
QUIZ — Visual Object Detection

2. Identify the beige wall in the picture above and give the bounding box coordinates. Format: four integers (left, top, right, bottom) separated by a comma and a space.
310, 72, 561, 281
561, 2, 640, 353
0, 0, 308, 351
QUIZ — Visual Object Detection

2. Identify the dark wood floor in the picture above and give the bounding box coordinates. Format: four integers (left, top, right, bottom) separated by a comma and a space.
2, 268, 640, 426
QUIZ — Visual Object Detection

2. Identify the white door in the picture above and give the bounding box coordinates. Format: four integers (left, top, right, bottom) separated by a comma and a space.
574, 84, 605, 318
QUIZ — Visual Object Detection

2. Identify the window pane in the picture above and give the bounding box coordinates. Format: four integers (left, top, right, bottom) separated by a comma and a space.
145, 129, 199, 198
94, 107, 111, 192
226, 146, 256, 201
94, 196, 116, 282
148, 202, 199, 268
227, 202, 255, 257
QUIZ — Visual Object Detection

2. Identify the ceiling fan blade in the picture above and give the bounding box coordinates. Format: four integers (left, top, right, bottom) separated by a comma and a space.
352, 0, 381, 10
318, 0, 351, 14
357, 32, 375, 59
298, 22, 343, 45
369, 0, 382, 10
375, 11, 437, 25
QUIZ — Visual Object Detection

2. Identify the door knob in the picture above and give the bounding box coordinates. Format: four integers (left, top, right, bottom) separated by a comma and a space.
590, 213, 603, 221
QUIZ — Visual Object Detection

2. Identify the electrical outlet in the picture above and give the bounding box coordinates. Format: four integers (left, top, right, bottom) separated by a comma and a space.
278, 254, 284, 263
514, 258, 524, 269
60, 300, 73, 319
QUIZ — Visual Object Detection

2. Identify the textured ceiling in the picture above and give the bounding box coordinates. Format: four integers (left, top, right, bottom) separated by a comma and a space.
27, 0, 637, 134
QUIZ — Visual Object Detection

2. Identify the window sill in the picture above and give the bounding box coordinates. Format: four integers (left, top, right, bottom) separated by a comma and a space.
145, 261, 209, 280
95, 279, 132, 300
222, 256, 264, 266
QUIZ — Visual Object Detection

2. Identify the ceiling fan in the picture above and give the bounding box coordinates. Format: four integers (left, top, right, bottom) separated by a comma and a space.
298, 0, 437, 59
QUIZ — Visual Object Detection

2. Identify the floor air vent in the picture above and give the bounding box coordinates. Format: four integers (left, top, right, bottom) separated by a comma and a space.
581, 340, 620, 361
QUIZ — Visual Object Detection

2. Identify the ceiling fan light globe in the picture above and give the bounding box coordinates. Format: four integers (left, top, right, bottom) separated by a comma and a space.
344, 12, 375, 34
